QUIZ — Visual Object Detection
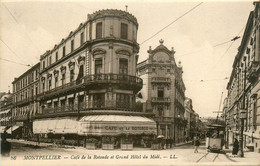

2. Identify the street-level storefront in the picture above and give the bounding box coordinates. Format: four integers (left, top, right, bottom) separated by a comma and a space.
32, 115, 157, 147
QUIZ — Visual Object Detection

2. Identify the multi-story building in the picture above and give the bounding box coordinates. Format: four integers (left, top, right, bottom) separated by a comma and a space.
31, 9, 156, 144
225, 2, 260, 153
12, 63, 40, 138
0, 92, 13, 133
137, 40, 186, 143
184, 97, 200, 140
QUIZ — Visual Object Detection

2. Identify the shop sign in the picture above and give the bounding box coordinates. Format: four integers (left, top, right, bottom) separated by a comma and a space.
79, 122, 157, 135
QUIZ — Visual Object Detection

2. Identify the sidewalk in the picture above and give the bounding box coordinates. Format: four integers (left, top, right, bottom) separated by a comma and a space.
224, 147, 260, 163
7, 138, 193, 151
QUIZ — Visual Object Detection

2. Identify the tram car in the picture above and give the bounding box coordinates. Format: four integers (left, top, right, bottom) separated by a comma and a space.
206, 124, 225, 152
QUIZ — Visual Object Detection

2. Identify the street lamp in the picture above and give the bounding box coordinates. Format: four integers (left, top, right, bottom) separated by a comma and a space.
237, 56, 247, 157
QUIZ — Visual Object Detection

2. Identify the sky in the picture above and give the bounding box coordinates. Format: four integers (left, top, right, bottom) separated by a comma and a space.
0, 0, 255, 117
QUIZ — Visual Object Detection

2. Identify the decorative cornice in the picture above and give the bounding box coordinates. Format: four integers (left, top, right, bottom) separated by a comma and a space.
77, 56, 85, 63
115, 49, 131, 56
60, 66, 66, 72
87, 9, 138, 27
68, 61, 75, 67
93, 48, 106, 56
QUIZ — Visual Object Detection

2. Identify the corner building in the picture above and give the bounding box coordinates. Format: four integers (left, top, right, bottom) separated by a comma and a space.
34, 10, 156, 143
137, 40, 186, 144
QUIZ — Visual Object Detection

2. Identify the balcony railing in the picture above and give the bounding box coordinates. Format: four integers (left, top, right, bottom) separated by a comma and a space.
14, 96, 35, 106
39, 74, 143, 100
151, 77, 171, 83
40, 100, 143, 115
151, 97, 170, 103
248, 61, 260, 83
83, 74, 143, 89
154, 117, 174, 122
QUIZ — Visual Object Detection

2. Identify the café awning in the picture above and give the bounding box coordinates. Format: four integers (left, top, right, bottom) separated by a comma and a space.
0, 126, 6, 133
6, 126, 21, 134
78, 115, 157, 136
33, 117, 78, 134
0, 109, 10, 115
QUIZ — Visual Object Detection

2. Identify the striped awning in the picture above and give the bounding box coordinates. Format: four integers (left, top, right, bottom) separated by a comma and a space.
78, 115, 157, 136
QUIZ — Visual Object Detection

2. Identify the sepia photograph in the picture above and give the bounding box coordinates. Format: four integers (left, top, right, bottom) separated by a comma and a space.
0, 0, 260, 165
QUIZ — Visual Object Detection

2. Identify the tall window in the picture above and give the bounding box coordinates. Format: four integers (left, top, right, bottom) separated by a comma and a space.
42, 82, 45, 91
71, 39, 74, 52
56, 52, 58, 62
70, 70, 74, 82
96, 22, 102, 39
68, 98, 74, 111
61, 100, 66, 111
158, 87, 164, 98
48, 79, 52, 90
62, 46, 66, 57
95, 59, 102, 74
93, 94, 105, 108
80, 32, 84, 45
119, 58, 128, 75
49, 56, 52, 65
121, 23, 128, 39
55, 77, 58, 88
62, 73, 65, 85
43, 61, 45, 69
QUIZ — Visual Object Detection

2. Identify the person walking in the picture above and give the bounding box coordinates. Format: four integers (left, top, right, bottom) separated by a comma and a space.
194, 138, 200, 153
232, 138, 239, 155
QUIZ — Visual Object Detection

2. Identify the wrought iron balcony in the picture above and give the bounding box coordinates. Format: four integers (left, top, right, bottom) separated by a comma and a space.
83, 74, 143, 92
248, 61, 260, 83
39, 74, 143, 100
14, 96, 35, 106
39, 100, 143, 116
154, 116, 174, 122
151, 77, 171, 83
151, 97, 170, 103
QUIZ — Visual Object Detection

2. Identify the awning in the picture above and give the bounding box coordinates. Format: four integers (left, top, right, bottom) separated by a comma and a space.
0, 126, 6, 133
0, 109, 10, 114
78, 115, 157, 136
33, 117, 78, 134
6, 126, 21, 134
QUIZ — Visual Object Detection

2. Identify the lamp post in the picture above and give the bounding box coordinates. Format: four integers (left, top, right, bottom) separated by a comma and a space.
237, 56, 247, 157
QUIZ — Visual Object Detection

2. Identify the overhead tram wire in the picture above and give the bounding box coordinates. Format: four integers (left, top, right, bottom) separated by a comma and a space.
0, 58, 31, 67
205, 25, 246, 77
2, 3, 42, 59
140, 2, 204, 45
0, 38, 27, 64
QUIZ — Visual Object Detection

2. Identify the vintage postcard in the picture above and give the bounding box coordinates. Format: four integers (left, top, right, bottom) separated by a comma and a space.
0, 0, 259, 165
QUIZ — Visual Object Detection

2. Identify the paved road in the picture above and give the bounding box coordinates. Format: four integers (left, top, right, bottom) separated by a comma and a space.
1, 139, 256, 165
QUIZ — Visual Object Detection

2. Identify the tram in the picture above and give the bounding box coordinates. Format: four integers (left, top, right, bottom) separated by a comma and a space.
205, 124, 225, 152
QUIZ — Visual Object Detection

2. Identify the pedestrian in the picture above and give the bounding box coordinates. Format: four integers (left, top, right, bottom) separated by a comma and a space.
1, 131, 11, 157
61, 135, 65, 147
232, 138, 239, 155
37, 134, 40, 145
169, 138, 173, 148
194, 138, 200, 153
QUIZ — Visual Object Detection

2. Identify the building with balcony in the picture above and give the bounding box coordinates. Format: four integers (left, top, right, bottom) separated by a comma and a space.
0, 92, 13, 134
29, 9, 156, 145
11, 63, 40, 139
184, 97, 202, 140
137, 40, 186, 143
225, 2, 260, 153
